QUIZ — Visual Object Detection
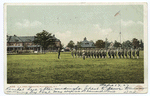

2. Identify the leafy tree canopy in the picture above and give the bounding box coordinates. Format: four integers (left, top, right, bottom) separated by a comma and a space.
33, 30, 56, 51
95, 40, 105, 48
67, 40, 75, 49
132, 38, 140, 49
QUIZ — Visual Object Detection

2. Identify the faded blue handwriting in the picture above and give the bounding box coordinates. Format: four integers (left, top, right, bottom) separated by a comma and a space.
5, 84, 141, 94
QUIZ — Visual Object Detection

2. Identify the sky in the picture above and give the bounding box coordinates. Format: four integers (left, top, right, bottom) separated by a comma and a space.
7, 4, 144, 46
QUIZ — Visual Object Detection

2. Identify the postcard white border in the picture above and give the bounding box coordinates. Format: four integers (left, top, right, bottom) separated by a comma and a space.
3, 2, 148, 94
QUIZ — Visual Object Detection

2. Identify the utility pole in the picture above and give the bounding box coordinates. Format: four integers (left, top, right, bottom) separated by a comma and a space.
120, 12, 121, 44
120, 11, 122, 49
105, 38, 108, 49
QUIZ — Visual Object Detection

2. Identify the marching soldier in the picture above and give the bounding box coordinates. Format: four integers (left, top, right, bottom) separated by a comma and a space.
88, 49, 91, 58
104, 49, 107, 58
86, 50, 89, 58
128, 49, 131, 58
102, 49, 104, 58
87, 50, 89, 58
120, 49, 122, 58
85, 50, 87, 58
114, 49, 117, 59
97, 50, 99, 58
136, 49, 140, 59
77, 50, 79, 58
108, 49, 111, 58
82, 50, 85, 60
111, 49, 115, 58
80, 49, 82, 58
118, 49, 121, 58
122, 49, 124, 58
94, 50, 96, 58
132, 49, 135, 59
78, 50, 80, 58
90, 49, 93, 58
125, 49, 127, 58
74, 49, 77, 58
99, 49, 102, 58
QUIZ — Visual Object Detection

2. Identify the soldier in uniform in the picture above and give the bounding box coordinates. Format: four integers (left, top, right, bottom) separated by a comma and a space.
97, 49, 99, 58
108, 49, 110, 58
84, 50, 86, 58
90, 49, 93, 58
118, 49, 121, 58
86, 50, 88, 58
80, 49, 82, 58
71, 48, 74, 58
102, 49, 104, 58
99, 49, 102, 58
82, 50, 85, 60
114, 49, 117, 59
128, 49, 131, 58
78, 50, 80, 57
111, 49, 114, 58
104, 49, 106, 58
136, 49, 140, 59
74, 49, 77, 58
125, 49, 127, 58
93, 49, 96, 58
58, 48, 61, 59
122, 49, 124, 58
77, 50, 79, 58
120, 49, 122, 58
132, 49, 135, 59
88, 49, 91, 58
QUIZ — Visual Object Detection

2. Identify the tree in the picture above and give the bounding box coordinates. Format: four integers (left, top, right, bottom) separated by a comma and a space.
77, 41, 82, 49
132, 38, 140, 49
33, 30, 56, 53
114, 40, 121, 48
67, 40, 75, 49
122, 40, 132, 49
60, 43, 64, 50
95, 40, 105, 48
139, 39, 144, 50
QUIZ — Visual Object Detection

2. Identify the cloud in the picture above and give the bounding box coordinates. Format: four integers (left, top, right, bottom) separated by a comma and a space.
93, 24, 112, 36
55, 31, 71, 39
55, 31, 72, 46
15, 19, 42, 28
117, 20, 143, 26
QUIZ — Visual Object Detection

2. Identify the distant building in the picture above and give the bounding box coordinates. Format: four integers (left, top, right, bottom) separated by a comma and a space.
7, 35, 61, 53
80, 37, 95, 49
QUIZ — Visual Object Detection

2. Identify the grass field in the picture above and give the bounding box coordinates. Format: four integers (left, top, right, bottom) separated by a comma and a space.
7, 51, 144, 84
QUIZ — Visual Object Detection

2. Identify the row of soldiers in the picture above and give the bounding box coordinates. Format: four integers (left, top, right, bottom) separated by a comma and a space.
71, 49, 140, 60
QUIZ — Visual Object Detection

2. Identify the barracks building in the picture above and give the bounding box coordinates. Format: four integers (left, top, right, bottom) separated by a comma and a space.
7, 34, 61, 53
80, 37, 95, 49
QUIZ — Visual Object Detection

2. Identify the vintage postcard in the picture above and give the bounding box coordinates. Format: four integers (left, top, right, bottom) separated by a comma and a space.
4, 2, 148, 94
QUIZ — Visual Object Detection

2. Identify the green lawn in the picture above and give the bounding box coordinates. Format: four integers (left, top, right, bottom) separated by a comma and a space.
7, 51, 144, 84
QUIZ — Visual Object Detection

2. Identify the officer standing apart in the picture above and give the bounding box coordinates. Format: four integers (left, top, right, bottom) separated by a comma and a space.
58, 47, 61, 59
